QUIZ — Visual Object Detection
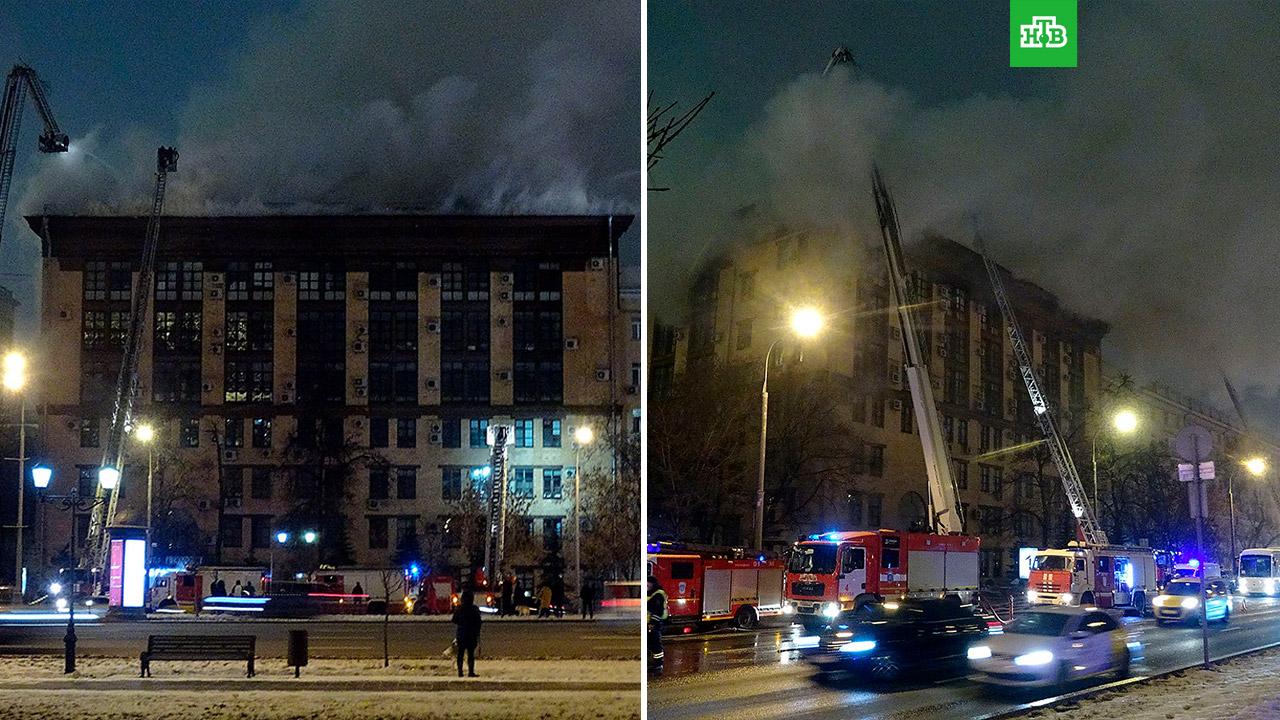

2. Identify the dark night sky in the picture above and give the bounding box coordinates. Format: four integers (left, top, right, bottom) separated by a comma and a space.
649, 0, 1280, 433
0, 0, 639, 328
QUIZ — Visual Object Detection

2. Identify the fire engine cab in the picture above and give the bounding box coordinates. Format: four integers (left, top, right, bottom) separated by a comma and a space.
646, 542, 785, 631
1026, 544, 1160, 612
784, 530, 979, 626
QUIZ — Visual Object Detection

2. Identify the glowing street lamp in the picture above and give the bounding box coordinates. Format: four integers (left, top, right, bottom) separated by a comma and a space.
133, 423, 155, 444
275, 531, 290, 544
1244, 457, 1267, 477
98, 466, 120, 491
302, 530, 317, 544
2, 351, 27, 392
1092, 409, 1140, 518
31, 465, 52, 490
757, 307, 827, 549
1112, 410, 1139, 434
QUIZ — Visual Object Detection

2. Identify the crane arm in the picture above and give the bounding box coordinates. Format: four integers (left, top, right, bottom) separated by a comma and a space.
0, 65, 69, 253
84, 147, 178, 581
871, 167, 964, 534
977, 238, 1107, 547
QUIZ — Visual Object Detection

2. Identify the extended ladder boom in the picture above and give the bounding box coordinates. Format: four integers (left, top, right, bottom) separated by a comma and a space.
0, 64, 69, 250
978, 239, 1107, 547
84, 147, 178, 580
484, 424, 513, 587
871, 167, 964, 534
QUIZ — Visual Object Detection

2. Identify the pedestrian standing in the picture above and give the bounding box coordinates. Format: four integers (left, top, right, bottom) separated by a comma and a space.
538, 584, 553, 619
581, 582, 596, 620
500, 575, 514, 617
231, 580, 243, 597
451, 590, 482, 677
244, 581, 256, 597
352, 581, 365, 603
647, 576, 668, 673
211, 578, 226, 597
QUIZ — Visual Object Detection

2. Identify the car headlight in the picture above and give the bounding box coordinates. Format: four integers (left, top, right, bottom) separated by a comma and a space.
49, 582, 63, 596
1013, 650, 1055, 667
840, 639, 876, 653
967, 645, 992, 660
782, 604, 795, 615
822, 602, 840, 618
1026, 589, 1037, 603
1181, 597, 1199, 609
1061, 593, 1073, 605
835, 631, 853, 638
1154, 594, 1170, 606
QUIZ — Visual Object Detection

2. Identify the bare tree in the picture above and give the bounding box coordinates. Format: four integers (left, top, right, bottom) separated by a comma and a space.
579, 428, 641, 582
647, 91, 713, 191
376, 567, 404, 667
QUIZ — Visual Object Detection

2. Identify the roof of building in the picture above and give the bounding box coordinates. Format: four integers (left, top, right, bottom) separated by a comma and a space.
28, 214, 634, 261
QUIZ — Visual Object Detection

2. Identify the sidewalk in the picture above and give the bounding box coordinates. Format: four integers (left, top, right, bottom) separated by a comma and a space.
0, 657, 641, 720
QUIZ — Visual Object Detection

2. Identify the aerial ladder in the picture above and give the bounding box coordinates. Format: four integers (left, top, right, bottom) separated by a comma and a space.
84, 147, 178, 584
0, 64, 70, 249
976, 238, 1106, 546
871, 167, 965, 535
483, 423, 513, 590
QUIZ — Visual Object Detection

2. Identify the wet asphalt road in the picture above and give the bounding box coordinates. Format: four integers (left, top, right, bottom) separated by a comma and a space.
649, 598, 1280, 720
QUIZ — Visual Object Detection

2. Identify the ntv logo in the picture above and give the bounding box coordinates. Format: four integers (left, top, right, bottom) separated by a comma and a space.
1019, 16, 1068, 48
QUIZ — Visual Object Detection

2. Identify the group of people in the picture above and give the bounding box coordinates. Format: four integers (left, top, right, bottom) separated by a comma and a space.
210, 578, 256, 597
494, 574, 598, 619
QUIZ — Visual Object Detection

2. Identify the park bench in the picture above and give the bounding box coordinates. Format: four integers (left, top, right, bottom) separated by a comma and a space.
140, 634, 256, 677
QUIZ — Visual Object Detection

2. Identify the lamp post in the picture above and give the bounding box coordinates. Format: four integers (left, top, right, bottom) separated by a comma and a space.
572, 424, 594, 613
1232, 457, 1267, 576
755, 307, 824, 551
32, 463, 113, 673
1091, 408, 1138, 521
5, 351, 28, 603
133, 423, 155, 608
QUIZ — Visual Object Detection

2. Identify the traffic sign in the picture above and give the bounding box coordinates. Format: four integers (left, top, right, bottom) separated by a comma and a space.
1178, 461, 1216, 482
1174, 425, 1213, 463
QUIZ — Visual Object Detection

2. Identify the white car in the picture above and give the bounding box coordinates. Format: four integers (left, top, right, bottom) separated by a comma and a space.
969, 607, 1132, 687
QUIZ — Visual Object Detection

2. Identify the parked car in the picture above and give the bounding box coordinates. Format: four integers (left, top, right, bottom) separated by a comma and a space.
1153, 578, 1231, 625
808, 597, 988, 680
969, 607, 1132, 688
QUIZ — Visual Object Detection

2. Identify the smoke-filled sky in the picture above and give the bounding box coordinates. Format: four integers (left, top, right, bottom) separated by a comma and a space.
650, 0, 1280, 433
0, 0, 638, 327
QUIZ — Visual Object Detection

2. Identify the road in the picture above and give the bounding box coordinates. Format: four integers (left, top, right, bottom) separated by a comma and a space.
0, 618, 640, 660
650, 598, 1280, 720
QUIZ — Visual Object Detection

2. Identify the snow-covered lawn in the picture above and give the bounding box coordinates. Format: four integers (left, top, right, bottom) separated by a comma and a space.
1022, 647, 1280, 720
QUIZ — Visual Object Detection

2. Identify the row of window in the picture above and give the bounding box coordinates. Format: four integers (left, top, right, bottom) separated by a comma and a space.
217, 514, 565, 551
78, 416, 566, 450
214, 464, 571, 503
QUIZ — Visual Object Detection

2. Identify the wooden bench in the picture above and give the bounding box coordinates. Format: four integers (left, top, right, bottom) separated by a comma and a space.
140, 634, 256, 677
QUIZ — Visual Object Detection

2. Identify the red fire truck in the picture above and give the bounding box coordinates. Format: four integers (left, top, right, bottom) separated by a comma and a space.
647, 542, 785, 632
1027, 544, 1172, 612
784, 530, 980, 627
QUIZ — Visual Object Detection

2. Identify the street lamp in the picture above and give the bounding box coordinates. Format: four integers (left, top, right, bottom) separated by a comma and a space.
4, 350, 28, 604
573, 424, 595, 614
30, 466, 108, 674
133, 423, 156, 609
756, 307, 826, 550
302, 530, 317, 544
97, 466, 120, 491
1092, 409, 1138, 519
1229, 456, 1269, 576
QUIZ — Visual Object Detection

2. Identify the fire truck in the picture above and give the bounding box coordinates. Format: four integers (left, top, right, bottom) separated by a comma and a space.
785, 530, 979, 626
1026, 544, 1165, 611
647, 542, 785, 632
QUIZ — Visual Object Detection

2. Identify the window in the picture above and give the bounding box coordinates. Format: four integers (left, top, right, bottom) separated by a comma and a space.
441, 418, 461, 448
396, 467, 417, 499
867, 494, 883, 527
251, 418, 272, 448
441, 467, 462, 501
368, 516, 388, 549
225, 310, 273, 352
225, 360, 273, 403
396, 418, 417, 448
180, 418, 200, 447
220, 467, 243, 498
250, 468, 272, 499
631, 362, 641, 388
369, 468, 390, 500
980, 465, 995, 493
83, 261, 107, 300
154, 310, 201, 353
543, 468, 563, 499
736, 319, 753, 350
542, 517, 563, 546
224, 418, 244, 448
848, 492, 863, 526
220, 516, 243, 549
298, 266, 345, 301
991, 467, 1004, 499
78, 467, 96, 497
511, 467, 534, 498
957, 419, 968, 447
542, 418, 561, 448
153, 359, 201, 403
249, 516, 271, 549
631, 317, 641, 341
954, 460, 969, 489
79, 418, 100, 448
514, 419, 534, 448
369, 417, 389, 448
469, 419, 489, 448
155, 261, 203, 301
252, 262, 273, 300
864, 444, 885, 477
900, 403, 913, 434
870, 397, 885, 428
738, 271, 755, 300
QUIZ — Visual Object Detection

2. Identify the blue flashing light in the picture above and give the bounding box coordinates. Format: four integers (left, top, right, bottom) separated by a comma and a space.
1189, 558, 1201, 569
646, 543, 660, 553
807, 534, 820, 541
757, 554, 767, 563
823, 532, 841, 541
471, 466, 492, 480
409, 563, 421, 577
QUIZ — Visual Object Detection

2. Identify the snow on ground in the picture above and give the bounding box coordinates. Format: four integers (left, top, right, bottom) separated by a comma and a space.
0, 689, 639, 720
0, 656, 637, 683
1021, 647, 1280, 720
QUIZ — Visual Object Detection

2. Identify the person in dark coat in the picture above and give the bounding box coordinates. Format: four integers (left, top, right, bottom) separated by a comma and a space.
647, 576, 667, 673
500, 575, 514, 617
211, 578, 227, 597
581, 582, 596, 620
451, 589, 483, 677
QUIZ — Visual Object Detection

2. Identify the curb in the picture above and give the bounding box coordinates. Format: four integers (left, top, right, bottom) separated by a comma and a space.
0, 679, 639, 693
975, 639, 1280, 720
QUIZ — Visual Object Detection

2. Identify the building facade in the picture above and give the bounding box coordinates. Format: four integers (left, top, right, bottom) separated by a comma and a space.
30, 214, 636, 588
652, 228, 1109, 580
